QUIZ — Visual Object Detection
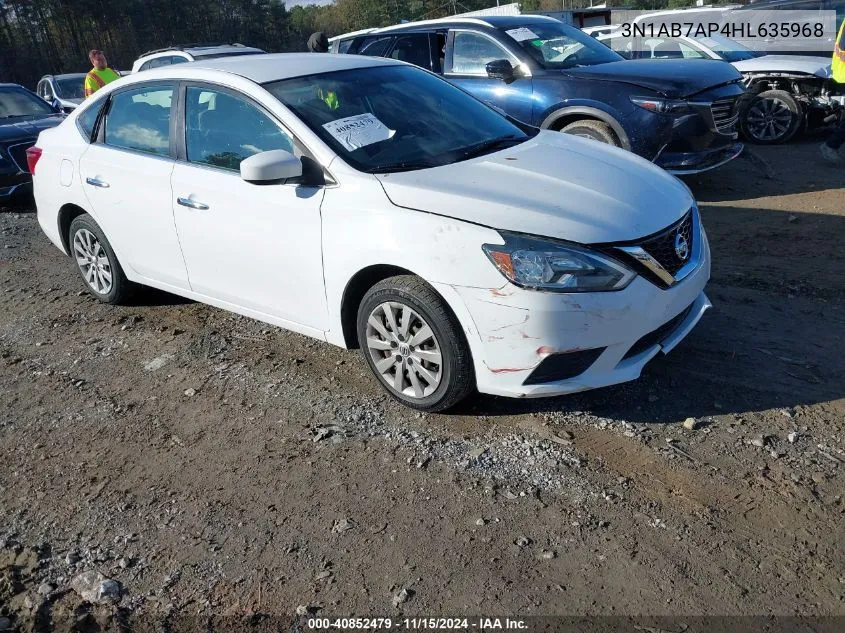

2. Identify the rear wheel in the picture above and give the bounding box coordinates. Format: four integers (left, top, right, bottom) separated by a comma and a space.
356, 275, 473, 412
560, 119, 620, 146
740, 90, 803, 144
69, 214, 135, 304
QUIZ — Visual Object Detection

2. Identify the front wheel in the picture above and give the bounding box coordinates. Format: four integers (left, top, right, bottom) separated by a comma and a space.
740, 90, 803, 144
356, 275, 474, 412
560, 119, 620, 146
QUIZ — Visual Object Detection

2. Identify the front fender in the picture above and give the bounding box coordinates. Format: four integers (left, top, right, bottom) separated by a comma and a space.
539, 103, 631, 150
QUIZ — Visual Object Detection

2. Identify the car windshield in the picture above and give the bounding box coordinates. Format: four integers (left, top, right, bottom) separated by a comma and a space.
503, 21, 623, 69
0, 88, 55, 118
265, 65, 533, 174
692, 34, 764, 62
55, 76, 85, 100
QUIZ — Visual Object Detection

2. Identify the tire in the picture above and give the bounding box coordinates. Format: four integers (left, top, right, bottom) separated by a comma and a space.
356, 275, 474, 412
560, 119, 620, 146
68, 214, 135, 304
739, 89, 803, 145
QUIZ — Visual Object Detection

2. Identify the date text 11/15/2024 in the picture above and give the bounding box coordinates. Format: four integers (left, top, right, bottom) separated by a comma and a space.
307, 617, 528, 630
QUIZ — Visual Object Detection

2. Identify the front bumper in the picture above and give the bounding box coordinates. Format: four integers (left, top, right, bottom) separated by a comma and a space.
657, 141, 744, 175
437, 234, 711, 399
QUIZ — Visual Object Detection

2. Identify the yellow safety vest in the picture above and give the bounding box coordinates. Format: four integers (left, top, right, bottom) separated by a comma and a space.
84, 67, 120, 98
317, 87, 339, 110
834, 17, 845, 84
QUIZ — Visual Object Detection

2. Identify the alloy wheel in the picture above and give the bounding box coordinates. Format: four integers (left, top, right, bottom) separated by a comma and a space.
73, 228, 113, 295
365, 301, 443, 399
745, 97, 795, 142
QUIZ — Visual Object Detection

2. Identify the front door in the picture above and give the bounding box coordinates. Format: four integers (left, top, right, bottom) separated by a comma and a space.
170, 85, 327, 332
444, 29, 534, 124
79, 83, 190, 290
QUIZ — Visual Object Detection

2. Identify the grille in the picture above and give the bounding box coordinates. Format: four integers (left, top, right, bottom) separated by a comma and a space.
622, 304, 693, 361
7, 142, 35, 173
711, 97, 738, 133
640, 211, 693, 277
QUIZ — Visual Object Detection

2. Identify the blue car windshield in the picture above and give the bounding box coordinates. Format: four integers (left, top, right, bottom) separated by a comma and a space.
503, 22, 624, 69
266, 65, 533, 174
0, 88, 55, 118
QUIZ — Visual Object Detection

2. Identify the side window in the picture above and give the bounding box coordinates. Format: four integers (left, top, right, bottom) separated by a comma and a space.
169, 56, 188, 65
77, 101, 103, 141
450, 31, 512, 75
104, 86, 173, 156
388, 34, 433, 70
139, 59, 154, 72
359, 37, 395, 57
337, 39, 353, 54
186, 87, 295, 172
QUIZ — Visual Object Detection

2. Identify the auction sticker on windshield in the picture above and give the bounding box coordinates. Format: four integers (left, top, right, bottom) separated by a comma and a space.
323, 113, 395, 151
505, 27, 539, 42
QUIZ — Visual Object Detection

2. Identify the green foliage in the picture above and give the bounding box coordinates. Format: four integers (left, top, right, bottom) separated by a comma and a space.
0, 0, 725, 87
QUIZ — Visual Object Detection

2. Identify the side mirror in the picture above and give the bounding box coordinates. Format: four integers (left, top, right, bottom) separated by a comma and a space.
240, 150, 302, 183
486, 59, 515, 82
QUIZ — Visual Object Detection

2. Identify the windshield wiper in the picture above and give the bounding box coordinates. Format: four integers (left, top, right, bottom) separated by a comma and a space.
457, 135, 524, 161
368, 160, 437, 174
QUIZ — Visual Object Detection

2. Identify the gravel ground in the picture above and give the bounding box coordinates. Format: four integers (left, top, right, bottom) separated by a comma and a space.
1, 138, 844, 631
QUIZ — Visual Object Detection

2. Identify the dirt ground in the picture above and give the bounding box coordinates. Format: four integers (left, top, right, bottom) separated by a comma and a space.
1, 135, 844, 632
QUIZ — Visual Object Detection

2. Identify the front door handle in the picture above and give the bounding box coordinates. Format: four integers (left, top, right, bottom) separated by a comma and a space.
177, 197, 209, 211
85, 177, 109, 188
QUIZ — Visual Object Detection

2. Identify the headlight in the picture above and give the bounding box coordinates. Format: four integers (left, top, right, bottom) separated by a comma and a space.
630, 96, 692, 114
482, 232, 636, 293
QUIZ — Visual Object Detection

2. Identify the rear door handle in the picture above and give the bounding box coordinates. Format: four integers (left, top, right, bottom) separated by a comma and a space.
85, 177, 109, 188
177, 197, 209, 211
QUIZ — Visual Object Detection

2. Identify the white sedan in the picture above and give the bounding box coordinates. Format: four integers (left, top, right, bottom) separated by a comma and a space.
30, 53, 711, 412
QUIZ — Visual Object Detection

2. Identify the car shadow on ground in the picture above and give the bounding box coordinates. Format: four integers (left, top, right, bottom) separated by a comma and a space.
131, 287, 194, 308
686, 130, 843, 203
452, 204, 845, 424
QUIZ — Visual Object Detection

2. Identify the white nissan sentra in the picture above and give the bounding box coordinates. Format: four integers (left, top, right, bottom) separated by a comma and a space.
31, 53, 711, 412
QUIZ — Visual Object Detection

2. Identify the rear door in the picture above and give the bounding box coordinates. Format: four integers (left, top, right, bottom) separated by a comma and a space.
79, 82, 190, 290
443, 29, 534, 123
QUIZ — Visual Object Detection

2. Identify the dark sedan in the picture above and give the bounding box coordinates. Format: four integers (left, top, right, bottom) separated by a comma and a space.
1, 84, 64, 202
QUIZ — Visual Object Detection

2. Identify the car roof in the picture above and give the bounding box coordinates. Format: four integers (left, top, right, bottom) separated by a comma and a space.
179, 52, 403, 84
0, 83, 25, 89
139, 44, 264, 58
329, 28, 377, 43
359, 13, 560, 35
44, 73, 87, 79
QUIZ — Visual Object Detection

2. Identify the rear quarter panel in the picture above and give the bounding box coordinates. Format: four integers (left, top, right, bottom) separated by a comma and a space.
33, 119, 95, 255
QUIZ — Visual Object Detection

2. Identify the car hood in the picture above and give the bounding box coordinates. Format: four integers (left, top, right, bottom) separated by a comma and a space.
732, 55, 832, 78
0, 114, 64, 143
564, 58, 742, 98
375, 130, 693, 245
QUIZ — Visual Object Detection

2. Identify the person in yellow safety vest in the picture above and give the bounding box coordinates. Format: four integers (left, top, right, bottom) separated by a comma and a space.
307, 32, 340, 110
83, 49, 120, 98
820, 17, 845, 163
